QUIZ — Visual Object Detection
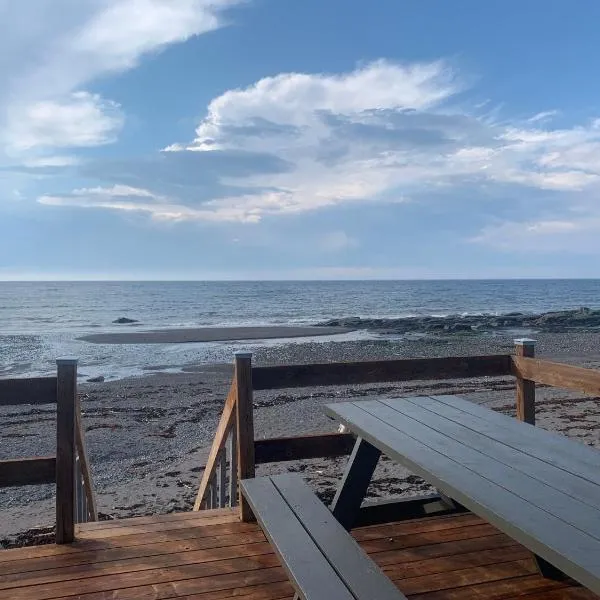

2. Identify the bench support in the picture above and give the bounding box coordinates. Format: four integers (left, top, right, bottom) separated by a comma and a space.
331, 437, 381, 530
355, 493, 467, 527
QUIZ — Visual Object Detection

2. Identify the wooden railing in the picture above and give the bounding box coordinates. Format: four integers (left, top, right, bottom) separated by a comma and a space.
0, 360, 98, 543
195, 340, 600, 522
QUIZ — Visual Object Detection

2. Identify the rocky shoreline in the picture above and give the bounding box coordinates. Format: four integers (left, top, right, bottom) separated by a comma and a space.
2, 329, 600, 548
318, 307, 600, 334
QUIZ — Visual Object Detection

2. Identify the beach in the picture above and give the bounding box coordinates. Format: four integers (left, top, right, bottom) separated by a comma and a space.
2, 328, 600, 547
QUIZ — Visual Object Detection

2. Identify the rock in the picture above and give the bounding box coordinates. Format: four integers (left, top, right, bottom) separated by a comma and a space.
113, 317, 138, 324
315, 307, 600, 335
87, 376, 105, 383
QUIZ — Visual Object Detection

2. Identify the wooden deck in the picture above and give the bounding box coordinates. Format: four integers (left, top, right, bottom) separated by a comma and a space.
0, 509, 597, 600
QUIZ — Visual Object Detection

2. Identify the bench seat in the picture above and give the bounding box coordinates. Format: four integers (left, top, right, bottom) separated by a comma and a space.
241, 473, 406, 600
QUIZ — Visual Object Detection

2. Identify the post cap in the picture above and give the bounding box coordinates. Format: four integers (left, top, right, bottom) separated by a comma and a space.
56, 358, 78, 366
234, 351, 253, 359
514, 338, 536, 346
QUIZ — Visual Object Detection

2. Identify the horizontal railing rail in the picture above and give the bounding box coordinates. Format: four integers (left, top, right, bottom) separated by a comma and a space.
512, 355, 600, 396
255, 432, 356, 464
0, 376, 57, 406
252, 354, 512, 390
0, 456, 56, 487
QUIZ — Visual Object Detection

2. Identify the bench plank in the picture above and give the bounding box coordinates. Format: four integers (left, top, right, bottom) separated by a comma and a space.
241, 476, 355, 600
325, 400, 600, 593
271, 473, 404, 600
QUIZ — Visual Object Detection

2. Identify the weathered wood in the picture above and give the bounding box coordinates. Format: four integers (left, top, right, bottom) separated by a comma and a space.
241, 476, 356, 600
252, 354, 512, 390
514, 339, 536, 425
370, 398, 600, 541
272, 473, 406, 599
193, 379, 237, 511
326, 397, 600, 594
331, 437, 381, 530
0, 376, 57, 406
74, 394, 97, 521
55, 359, 77, 544
235, 352, 255, 522
0, 457, 56, 487
430, 394, 600, 486
512, 355, 600, 397
413, 395, 600, 507
254, 432, 355, 464
241, 474, 405, 600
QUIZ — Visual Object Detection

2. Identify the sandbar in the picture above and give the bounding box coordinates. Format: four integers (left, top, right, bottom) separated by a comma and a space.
78, 325, 352, 344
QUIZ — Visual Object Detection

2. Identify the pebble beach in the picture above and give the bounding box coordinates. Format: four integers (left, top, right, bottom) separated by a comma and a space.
2, 327, 600, 547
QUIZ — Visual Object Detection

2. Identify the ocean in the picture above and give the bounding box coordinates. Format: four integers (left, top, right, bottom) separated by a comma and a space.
2, 279, 600, 380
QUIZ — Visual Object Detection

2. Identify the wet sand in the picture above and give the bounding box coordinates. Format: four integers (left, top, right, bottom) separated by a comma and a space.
2, 330, 600, 547
79, 325, 352, 344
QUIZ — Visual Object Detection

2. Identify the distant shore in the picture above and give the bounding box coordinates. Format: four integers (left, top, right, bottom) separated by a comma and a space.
3, 329, 600, 547
79, 325, 353, 344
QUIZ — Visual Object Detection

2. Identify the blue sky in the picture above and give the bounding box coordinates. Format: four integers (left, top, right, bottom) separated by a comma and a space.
2, 0, 600, 280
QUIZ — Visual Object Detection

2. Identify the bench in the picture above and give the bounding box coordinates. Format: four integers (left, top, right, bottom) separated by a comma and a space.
326, 394, 600, 594
240, 473, 406, 600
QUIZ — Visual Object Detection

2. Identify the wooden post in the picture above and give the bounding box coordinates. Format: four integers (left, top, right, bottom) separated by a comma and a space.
235, 352, 255, 521
515, 339, 536, 425
56, 359, 77, 543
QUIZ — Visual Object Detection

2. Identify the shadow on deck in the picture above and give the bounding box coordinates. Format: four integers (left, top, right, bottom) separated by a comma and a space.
0, 509, 596, 600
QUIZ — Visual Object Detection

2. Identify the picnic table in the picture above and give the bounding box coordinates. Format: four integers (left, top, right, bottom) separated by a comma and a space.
325, 394, 600, 594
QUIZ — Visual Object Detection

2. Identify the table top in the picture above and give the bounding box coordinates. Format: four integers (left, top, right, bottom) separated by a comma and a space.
325, 394, 600, 593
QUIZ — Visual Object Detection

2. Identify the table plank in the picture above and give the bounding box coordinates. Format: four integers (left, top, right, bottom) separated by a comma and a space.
362, 400, 600, 540
431, 395, 600, 485
395, 396, 600, 509
325, 401, 600, 593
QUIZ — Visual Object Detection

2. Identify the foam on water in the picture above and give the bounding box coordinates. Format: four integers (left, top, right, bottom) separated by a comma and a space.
2, 280, 600, 379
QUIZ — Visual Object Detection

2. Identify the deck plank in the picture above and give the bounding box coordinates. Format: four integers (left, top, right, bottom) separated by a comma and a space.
0, 511, 597, 600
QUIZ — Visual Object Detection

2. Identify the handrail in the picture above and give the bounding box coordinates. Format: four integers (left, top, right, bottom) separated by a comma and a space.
193, 380, 237, 510
75, 395, 98, 521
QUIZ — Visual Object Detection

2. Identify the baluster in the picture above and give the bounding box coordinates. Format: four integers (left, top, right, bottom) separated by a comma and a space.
227, 429, 238, 507
218, 448, 227, 508
75, 455, 84, 523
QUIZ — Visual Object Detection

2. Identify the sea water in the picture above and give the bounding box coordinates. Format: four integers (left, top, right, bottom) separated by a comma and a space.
2, 280, 600, 379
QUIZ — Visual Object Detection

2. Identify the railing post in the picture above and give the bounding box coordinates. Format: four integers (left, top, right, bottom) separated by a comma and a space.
56, 359, 77, 543
235, 352, 255, 522
514, 339, 536, 425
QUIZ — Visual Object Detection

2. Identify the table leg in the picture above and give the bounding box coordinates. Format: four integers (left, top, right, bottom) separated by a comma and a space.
331, 437, 381, 530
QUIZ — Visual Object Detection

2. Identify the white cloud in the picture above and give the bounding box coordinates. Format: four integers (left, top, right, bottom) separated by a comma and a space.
5, 92, 123, 154
37, 56, 600, 241
0, 0, 243, 165
38, 185, 262, 223
527, 110, 559, 124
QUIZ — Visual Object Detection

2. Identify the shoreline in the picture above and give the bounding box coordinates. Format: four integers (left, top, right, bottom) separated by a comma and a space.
2, 329, 600, 547
78, 325, 353, 344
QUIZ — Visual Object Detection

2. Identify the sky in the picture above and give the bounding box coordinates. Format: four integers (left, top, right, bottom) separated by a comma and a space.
2, 0, 600, 280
